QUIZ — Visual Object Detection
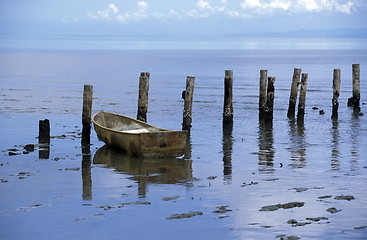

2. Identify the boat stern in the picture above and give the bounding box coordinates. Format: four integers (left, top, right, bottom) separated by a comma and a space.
140, 131, 187, 158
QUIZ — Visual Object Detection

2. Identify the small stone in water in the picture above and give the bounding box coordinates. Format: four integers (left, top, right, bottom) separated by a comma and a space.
166, 211, 203, 220
334, 195, 355, 201
24, 144, 35, 152
327, 207, 341, 214
162, 196, 180, 201
293, 187, 308, 192
287, 219, 298, 224
306, 217, 328, 222
354, 226, 367, 230
318, 195, 332, 199
212, 206, 232, 214
259, 202, 305, 211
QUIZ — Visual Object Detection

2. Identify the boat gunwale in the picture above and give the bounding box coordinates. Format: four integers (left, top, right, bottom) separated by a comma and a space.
92, 110, 184, 135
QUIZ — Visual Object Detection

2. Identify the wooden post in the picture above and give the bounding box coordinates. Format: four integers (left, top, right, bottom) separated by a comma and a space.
287, 68, 301, 118
223, 70, 233, 123
332, 69, 341, 119
347, 64, 360, 112
259, 70, 267, 118
39, 119, 50, 144
266, 77, 275, 121
137, 72, 150, 122
82, 85, 93, 145
39, 119, 50, 159
81, 81, 92, 197
182, 76, 195, 131
297, 73, 308, 118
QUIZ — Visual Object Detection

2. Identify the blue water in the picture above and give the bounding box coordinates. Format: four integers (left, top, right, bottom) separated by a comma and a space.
0, 36, 367, 239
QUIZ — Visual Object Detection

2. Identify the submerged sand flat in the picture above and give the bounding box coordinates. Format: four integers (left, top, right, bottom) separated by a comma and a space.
1, 40, 367, 239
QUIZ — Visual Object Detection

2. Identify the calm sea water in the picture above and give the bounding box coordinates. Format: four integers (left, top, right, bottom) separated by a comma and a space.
1, 36, 367, 240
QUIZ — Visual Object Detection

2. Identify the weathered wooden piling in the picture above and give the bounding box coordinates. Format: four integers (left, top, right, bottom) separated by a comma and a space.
332, 69, 341, 119
182, 76, 195, 131
259, 70, 268, 118
137, 72, 150, 122
297, 73, 308, 118
287, 68, 301, 118
223, 70, 233, 123
82, 85, 93, 145
39, 118, 50, 144
39, 119, 50, 159
266, 77, 275, 121
81, 85, 92, 198
347, 64, 360, 112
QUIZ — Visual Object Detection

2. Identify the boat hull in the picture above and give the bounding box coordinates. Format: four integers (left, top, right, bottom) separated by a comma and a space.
92, 111, 187, 158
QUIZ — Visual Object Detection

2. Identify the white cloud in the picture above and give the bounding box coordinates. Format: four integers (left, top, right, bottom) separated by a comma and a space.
335, 1, 354, 14
85, 0, 358, 24
297, 0, 355, 13
88, 2, 150, 23
241, 0, 291, 10
239, 0, 356, 13
267, 0, 291, 10
137, 1, 149, 11
188, 0, 251, 18
88, 4, 119, 21
109, 3, 118, 14
196, 0, 212, 10
297, 0, 319, 11
241, 0, 262, 8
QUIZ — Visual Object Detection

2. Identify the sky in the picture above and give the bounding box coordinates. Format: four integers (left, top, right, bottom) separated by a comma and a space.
1, 0, 367, 37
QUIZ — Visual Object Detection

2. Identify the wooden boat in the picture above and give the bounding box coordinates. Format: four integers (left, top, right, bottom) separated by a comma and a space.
92, 111, 187, 158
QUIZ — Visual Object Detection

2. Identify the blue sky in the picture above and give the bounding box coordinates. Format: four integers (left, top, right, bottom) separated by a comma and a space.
1, 0, 366, 37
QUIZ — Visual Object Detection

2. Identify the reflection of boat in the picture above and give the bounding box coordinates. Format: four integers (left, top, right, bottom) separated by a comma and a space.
92, 111, 187, 158
93, 145, 193, 196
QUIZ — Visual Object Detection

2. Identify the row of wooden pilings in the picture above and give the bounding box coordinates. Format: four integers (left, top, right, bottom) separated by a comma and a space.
34, 65, 360, 199
36, 64, 361, 158
37, 64, 360, 147
77, 64, 361, 145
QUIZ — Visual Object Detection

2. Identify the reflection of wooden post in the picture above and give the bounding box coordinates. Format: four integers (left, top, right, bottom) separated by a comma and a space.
182, 76, 195, 131
258, 120, 274, 173
222, 121, 233, 183
287, 68, 301, 118
138, 178, 147, 198
82, 145, 92, 200
266, 77, 275, 121
82, 85, 93, 145
223, 70, 233, 123
297, 73, 308, 118
184, 134, 192, 160
332, 69, 341, 119
347, 64, 360, 112
137, 72, 150, 122
39, 119, 50, 159
259, 70, 267, 118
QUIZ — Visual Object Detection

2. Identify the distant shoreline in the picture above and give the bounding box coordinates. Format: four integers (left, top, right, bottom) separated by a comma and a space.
1, 35, 367, 51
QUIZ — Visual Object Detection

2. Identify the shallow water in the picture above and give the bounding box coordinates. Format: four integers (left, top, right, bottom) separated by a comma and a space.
1, 37, 367, 239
